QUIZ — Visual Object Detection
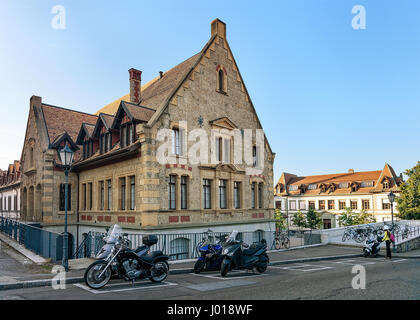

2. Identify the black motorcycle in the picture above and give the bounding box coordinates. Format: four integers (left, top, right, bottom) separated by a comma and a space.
220, 230, 269, 277
84, 225, 170, 289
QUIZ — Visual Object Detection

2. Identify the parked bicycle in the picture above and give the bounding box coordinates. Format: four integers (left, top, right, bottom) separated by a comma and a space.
271, 231, 290, 250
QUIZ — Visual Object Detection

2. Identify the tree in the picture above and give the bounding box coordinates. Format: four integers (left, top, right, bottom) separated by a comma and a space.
356, 209, 376, 225
306, 208, 322, 231
274, 208, 287, 232
292, 210, 307, 231
397, 161, 420, 219
338, 207, 358, 227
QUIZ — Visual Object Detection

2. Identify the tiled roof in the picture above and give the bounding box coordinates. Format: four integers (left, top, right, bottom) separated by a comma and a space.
95, 53, 201, 116
275, 164, 401, 196
0, 161, 21, 188
101, 113, 115, 129
287, 171, 382, 186
122, 101, 155, 123
41, 104, 98, 144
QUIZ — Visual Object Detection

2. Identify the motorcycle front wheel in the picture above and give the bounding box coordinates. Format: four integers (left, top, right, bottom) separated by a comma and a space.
220, 257, 230, 277
84, 260, 112, 289
362, 249, 370, 257
149, 261, 169, 283
194, 260, 206, 274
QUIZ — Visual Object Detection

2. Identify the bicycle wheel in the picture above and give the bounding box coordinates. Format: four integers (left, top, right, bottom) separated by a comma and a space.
283, 237, 290, 249
274, 238, 281, 250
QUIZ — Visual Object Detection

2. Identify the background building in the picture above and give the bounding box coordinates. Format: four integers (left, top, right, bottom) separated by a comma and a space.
274, 164, 402, 229
0, 161, 21, 220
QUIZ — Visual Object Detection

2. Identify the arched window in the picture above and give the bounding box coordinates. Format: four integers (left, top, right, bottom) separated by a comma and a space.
218, 69, 224, 92
169, 238, 190, 260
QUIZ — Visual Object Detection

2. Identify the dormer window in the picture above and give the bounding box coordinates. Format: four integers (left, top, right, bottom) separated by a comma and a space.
308, 184, 317, 190
383, 181, 390, 189
288, 185, 298, 191
360, 181, 374, 188
99, 132, 112, 154
339, 182, 349, 189
121, 123, 135, 148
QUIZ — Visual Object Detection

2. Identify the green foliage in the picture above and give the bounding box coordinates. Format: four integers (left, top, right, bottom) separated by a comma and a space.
274, 208, 286, 231
357, 209, 376, 225
397, 161, 420, 219
292, 210, 307, 230
306, 208, 322, 230
338, 207, 358, 227
338, 208, 377, 226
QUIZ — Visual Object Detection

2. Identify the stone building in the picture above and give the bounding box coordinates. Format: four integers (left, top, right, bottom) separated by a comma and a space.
19, 19, 275, 242
0, 161, 21, 220
274, 164, 403, 229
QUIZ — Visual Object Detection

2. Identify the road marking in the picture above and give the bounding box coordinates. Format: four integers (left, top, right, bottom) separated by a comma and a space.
334, 259, 376, 266
392, 259, 407, 263
192, 270, 268, 280
73, 281, 177, 294
269, 263, 333, 272
186, 279, 256, 292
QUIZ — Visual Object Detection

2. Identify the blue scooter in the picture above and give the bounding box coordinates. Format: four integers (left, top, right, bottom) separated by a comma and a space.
194, 230, 227, 273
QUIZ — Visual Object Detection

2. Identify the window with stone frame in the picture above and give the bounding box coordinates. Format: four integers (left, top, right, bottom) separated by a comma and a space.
351, 200, 358, 210
219, 179, 227, 209
168, 175, 176, 210
339, 200, 346, 210
119, 177, 126, 210
289, 200, 297, 211
319, 200, 325, 210
328, 200, 335, 210
308, 201, 315, 209
129, 176, 135, 210
59, 183, 71, 211
258, 183, 263, 209
99, 181, 105, 210
217, 66, 227, 93
107, 180, 112, 210
203, 179, 212, 209
234, 182, 241, 209
251, 183, 256, 209
181, 176, 188, 209
382, 200, 391, 210
299, 200, 306, 210
88, 183, 93, 210
362, 200, 370, 210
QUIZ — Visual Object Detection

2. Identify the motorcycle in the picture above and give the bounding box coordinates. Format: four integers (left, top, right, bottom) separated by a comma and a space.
363, 234, 382, 257
219, 230, 269, 277
194, 229, 228, 274
84, 225, 170, 289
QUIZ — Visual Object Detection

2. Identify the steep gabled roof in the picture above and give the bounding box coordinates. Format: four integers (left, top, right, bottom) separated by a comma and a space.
76, 123, 95, 145
92, 113, 115, 138
41, 103, 98, 145
111, 101, 155, 129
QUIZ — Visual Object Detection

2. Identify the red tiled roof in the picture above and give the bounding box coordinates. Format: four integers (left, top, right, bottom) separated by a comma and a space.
41, 104, 98, 144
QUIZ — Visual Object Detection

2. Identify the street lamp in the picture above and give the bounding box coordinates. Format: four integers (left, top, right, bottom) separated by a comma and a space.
388, 191, 395, 227
58, 145, 74, 272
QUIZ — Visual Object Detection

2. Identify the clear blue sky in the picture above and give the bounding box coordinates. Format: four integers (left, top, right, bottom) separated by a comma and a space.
0, 0, 419, 184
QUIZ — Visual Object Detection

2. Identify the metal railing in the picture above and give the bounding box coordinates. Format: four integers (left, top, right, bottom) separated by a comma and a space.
74, 228, 319, 261
0, 217, 64, 262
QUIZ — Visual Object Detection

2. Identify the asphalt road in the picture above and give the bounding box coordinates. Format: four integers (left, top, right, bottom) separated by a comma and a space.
0, 256, 419, 300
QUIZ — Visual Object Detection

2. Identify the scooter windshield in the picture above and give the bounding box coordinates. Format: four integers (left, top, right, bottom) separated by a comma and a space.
225, 230, 239, 244
104, 224, 123, 244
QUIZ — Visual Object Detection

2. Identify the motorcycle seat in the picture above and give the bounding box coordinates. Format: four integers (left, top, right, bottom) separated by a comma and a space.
141, 250, 163, 262
243, 244, 264, 256
135, 245, 148, 253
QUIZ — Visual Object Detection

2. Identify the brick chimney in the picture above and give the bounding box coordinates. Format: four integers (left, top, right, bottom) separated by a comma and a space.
128, 68, 142, 104
211, 18, 226, 39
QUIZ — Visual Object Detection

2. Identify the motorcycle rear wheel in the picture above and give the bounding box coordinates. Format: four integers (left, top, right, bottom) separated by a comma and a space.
363, 249, 370, 257
84, 260, 112, 289
149, 261, 169, 283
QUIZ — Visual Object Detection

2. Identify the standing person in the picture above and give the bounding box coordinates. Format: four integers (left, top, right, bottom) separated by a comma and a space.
382, 225, 393, 259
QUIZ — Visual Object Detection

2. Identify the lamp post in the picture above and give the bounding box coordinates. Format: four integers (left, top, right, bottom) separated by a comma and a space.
388, 191, 395, 227
58, 145, 74, 272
